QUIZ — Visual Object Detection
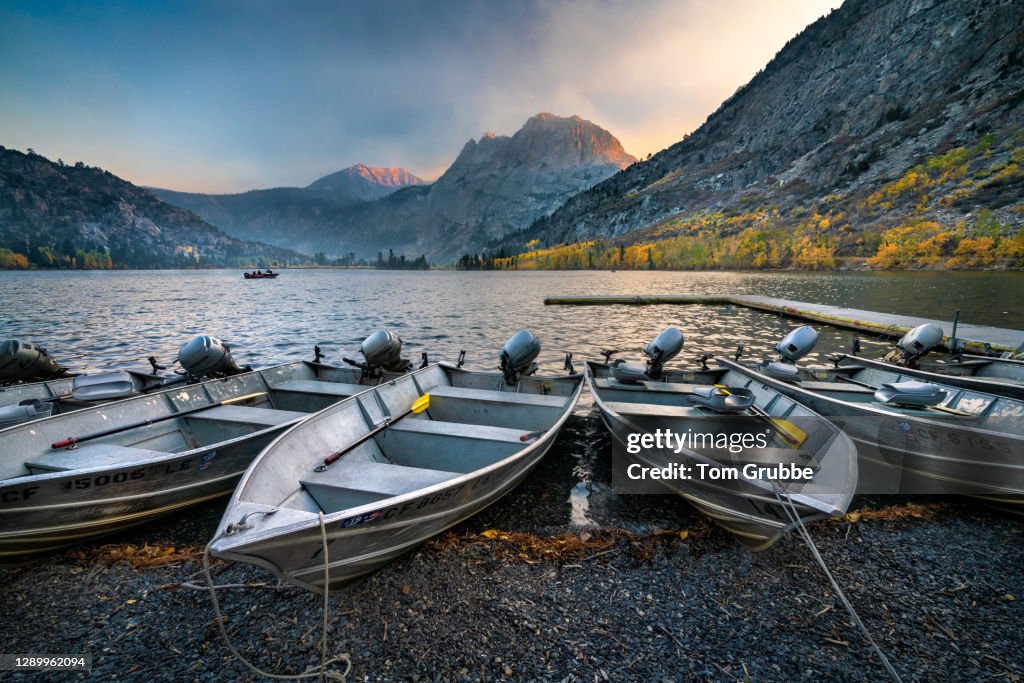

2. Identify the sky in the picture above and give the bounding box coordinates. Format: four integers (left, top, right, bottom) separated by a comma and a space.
0, 0, 843, 193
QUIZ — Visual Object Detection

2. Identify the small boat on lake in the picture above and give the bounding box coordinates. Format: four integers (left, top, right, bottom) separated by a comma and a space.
0, 330, 414, 560
722, 326, 1024, 510
587, 328, 857, 551
210, 331, 583, 593
243, 270, 279, 279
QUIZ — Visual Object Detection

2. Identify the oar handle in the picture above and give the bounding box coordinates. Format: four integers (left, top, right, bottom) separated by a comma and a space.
51, 436, 78, 449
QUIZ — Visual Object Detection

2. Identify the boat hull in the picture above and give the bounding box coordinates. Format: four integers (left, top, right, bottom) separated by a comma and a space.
0, 360, 394, 560
211, 364, 584, 592
585, 362, 857, 551
841, 354, 1024, 401
718, 357, 1024, 507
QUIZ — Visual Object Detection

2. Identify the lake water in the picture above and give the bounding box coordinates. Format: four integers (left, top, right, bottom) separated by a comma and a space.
3, 268, 1021, 529
3, 269, 1021, 376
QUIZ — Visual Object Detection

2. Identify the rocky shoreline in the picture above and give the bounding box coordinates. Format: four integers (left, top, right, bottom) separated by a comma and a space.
1, 417, 1021, 682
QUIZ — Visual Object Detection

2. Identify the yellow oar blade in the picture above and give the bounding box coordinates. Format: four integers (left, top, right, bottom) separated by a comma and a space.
771, 418, 806, 446
412, 394, 431, 414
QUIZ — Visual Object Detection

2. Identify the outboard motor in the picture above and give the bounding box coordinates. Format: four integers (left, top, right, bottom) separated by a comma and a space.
499, 330, 541, 385
0, 339, 66, 384
177, 335, 246, 379
610, 327, 684, 383
763, 326, 818, 383
360, 330, 411, 374
896, 323, 944, 361
643, 327, 684, 380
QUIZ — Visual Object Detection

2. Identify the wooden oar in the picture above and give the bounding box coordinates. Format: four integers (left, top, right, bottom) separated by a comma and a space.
316, 393, 431, 470
833, 375, 971, 416
50, 392, 268, 449
715, 384, 806, 446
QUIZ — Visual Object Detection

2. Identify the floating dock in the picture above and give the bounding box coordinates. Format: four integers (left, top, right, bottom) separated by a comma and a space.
543, 294, 1024, 353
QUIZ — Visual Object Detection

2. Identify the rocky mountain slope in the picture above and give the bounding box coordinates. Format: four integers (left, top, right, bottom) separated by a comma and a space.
317, 114, 635, 261
305, 164, 426, 202
497, 0, 1024, 269
151, 164, 425, 249
0, 146, 302, 268
155, 114, 634, 262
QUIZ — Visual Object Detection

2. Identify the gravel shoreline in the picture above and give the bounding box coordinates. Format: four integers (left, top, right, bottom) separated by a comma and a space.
2, 415, 1021, 682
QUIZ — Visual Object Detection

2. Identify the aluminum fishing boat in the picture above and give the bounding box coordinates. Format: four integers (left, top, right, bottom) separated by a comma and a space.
844, 323, 1024, 400
0, 370, 175, 428
0, 332, 415, 560
586, 329, 857, 551
724, 326, 1024, 510
210, 332, 583, 593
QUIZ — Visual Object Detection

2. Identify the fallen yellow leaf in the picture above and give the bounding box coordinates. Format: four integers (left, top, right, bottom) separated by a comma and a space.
679, 530, 689, 540
481, 529, 500, 539
1005, 594, 1016, 601
127, 599, 137, 604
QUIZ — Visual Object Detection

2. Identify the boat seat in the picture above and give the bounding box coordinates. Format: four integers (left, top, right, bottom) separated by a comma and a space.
300, 460, 462, 512
761, 361, 800, 383
26, 444, 167, 474
271, 379, 367, 398
594, 378, 704, 394
799, 381, 874, 393
873, 381, 947, 407
602, 401, 701, 419
428, 385, 566, 407
185, 405, 307, 427
378, 419, 528, 473
389, 419, 526, 443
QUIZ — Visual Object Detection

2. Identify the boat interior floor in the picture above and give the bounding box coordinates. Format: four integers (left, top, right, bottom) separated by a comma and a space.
297, 385, 567, 515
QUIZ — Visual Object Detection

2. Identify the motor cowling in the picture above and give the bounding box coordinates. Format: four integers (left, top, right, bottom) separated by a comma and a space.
177, 335, 245, 378
775, 326, 818, 363
896, 323, 944, 359
0, 339, 66, 383
360, 330, 410, 373
500, 330, 541, 385
644, 327, 684, 379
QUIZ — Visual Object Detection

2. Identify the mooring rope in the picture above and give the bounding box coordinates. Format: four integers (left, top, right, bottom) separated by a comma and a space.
773, 490, 904, 683
201, 514, 350, 681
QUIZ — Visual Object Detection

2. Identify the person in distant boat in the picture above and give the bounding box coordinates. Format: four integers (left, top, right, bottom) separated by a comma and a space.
266, 268, 273, 274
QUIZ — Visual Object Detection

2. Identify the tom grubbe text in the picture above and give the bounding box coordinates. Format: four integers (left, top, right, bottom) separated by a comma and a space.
623, 428, 816, 482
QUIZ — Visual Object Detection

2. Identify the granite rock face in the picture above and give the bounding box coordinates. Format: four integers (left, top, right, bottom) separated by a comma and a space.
0, 147, 301, 267
511, 0, 1024, 249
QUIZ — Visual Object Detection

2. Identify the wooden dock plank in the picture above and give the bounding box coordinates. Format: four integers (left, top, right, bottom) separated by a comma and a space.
542, 294, 1023, 353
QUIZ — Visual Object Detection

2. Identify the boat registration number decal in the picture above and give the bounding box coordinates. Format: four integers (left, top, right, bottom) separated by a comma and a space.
339, 510, 382, 528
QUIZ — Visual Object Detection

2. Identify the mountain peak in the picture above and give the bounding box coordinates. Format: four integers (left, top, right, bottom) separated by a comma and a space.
448, 113, 635, 176
306, 164, 426, 201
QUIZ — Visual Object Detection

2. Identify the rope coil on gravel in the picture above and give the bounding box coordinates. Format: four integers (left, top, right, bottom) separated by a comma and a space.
200, 513, 351, 681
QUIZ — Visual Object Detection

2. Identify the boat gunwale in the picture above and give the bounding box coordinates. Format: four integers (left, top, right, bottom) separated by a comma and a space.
212, 362, 584, 551
584, 360, 857, 516
716, 357, 1024, 440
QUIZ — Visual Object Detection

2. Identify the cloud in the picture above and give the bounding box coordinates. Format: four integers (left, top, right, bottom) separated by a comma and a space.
0, 0, 841, 192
